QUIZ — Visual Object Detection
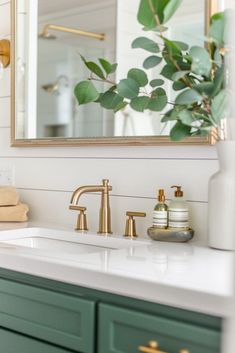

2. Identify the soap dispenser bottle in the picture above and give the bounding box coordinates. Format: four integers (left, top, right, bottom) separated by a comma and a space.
153, 189, 168, 229
168, 186, 189, 230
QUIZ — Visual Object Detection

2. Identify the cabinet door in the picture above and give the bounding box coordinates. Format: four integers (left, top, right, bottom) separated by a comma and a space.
0, 278, 95, 353
0, 328, 73, 353
98, 303, 221, 353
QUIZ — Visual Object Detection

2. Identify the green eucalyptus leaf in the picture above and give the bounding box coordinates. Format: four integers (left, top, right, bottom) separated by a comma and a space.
178, 110, 196, 126
110, 63, 118, 73
170, 121, 191, 141
161, 105, 187, 122
189, 46, 212, 77
94, 93, 103, 103
161, 64, 177, 80
211, 89, 229, 123
177, 59, 191, 71
161, 110, 178, 122
172, 41, 189, 51
175, 89, 202, 105
127, 68, 148, 87
74, 81, 99, 105
117, 78, 140, 99
150, 79, 164, 87
162, 37, 181, 56
172, 81, 187, 91
163, 0, 183, 23
114, 101, 128, 112
213, 48, 223, 67
143, 55, 162, 69
132, 37, 160, 53
172, 70, 190, 81
100, 91, 123, 110
147, 88, 167, 111
81, 56, 105, 79
211, 66, 224, 97
137, 0, 167, 28
98, 58, 113, 75
193, 82, 215, 97
130, 96, 150, 112
209, 12, 225, 45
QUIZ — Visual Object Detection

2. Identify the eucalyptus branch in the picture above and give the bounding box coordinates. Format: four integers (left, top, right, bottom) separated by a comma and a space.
89, 75, 116, 86
148, 0, 163, 36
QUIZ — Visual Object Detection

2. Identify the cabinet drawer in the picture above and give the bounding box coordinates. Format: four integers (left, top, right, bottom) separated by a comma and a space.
0, 279, 95, 353
0, 327, 73, 353
98, 303, 221, 353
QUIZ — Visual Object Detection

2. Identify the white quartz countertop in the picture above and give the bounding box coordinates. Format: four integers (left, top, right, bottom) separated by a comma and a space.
0, 222, 233, 317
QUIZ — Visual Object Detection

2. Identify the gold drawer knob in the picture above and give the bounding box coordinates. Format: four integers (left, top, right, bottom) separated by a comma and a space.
138, 341, 189, 353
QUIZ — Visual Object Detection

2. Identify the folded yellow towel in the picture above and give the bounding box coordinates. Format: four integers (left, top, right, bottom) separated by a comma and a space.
0, 186, 19, 206
0, 203, 29, 222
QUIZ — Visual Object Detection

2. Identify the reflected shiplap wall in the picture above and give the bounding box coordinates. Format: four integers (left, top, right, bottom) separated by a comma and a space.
0, 0, 219, 243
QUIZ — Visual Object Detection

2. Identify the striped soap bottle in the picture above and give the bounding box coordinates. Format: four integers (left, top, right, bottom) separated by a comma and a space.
168, 186, 189, 230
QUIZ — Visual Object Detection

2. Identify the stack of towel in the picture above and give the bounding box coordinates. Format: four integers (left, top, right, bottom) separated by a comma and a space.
0, 186, 29, 222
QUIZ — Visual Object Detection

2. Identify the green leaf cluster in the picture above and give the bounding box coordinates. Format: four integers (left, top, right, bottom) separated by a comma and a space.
74, 0, 229, 141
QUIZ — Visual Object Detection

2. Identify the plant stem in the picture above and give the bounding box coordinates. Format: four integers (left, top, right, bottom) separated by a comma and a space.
89, 75, 116, 86
148, 0, 163, 35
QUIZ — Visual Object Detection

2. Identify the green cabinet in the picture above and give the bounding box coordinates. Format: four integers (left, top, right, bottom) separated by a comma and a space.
0, 327, 73, 353
98, 303, 220, 353
0, 270, 222, 353
0, 278, 95, 353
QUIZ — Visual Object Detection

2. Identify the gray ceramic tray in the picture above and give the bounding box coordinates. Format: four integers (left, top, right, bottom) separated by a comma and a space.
147, 226, 194, 242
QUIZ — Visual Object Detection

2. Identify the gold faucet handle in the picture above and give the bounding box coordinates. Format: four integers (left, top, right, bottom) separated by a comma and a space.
69, 205, 87, 212
126, 211, 146, 218
124, 211, 146, 238
69, 205, 88, 231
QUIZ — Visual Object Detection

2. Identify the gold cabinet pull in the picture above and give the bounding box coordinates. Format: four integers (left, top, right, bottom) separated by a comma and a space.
138, 341, 189, 353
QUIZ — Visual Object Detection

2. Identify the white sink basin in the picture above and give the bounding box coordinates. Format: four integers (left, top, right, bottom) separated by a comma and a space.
2, 237, 109, 255
0, 227, 150, 262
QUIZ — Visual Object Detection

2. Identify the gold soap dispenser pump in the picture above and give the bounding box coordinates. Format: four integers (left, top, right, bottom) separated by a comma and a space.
168, 185, 189, 230
153, 189, 168, 229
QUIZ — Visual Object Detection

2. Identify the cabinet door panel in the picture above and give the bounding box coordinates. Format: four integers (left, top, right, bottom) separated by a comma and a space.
0, 278, 95, 353
0, 328, 73, 353
98, 303, 221, 353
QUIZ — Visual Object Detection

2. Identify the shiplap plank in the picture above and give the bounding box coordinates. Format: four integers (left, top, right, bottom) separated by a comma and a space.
0, 2, 10, 36
0, 97, 10, 127
1, 157, 218, 202
0, 68, 10, 97
0, 128, 217, 159
18, 188, 208, 244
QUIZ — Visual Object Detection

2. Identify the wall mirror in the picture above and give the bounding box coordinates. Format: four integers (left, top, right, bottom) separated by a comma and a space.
11, 0, 217, 146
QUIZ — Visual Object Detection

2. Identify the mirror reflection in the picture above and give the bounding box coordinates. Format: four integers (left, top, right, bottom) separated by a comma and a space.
15, 0, 206, 141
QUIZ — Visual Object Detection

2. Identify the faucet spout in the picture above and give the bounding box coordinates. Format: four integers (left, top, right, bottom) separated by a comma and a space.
70, 179, 112, 234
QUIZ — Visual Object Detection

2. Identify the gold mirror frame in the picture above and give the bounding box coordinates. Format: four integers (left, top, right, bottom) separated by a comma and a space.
11, 0, 218, 147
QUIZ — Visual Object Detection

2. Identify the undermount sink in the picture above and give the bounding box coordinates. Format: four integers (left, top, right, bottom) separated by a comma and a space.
0, 227, 149, 262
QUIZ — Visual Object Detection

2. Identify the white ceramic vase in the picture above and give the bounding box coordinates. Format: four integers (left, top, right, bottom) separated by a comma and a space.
208, 141, 235, 250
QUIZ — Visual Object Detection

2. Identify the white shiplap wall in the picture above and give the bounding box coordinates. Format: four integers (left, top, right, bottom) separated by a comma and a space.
0, 0, 219, 243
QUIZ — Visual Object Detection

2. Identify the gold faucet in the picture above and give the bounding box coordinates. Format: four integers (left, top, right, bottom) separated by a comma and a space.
69, 179, 112, 234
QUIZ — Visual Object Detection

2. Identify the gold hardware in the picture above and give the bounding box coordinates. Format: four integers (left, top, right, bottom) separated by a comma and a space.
70, 179, 112, 234
0, 39, 10, 68
139, 340, 166, 353
124, 211, 146, 238
39, 24, 105, 41
139, 341, 189, 353
69, 205, 88, 231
